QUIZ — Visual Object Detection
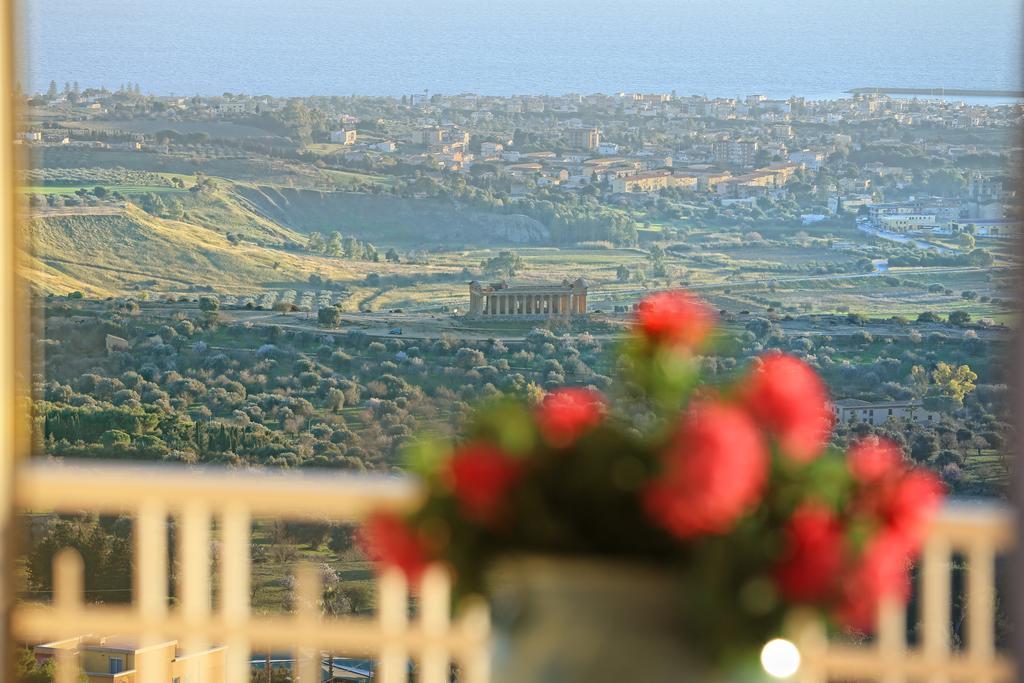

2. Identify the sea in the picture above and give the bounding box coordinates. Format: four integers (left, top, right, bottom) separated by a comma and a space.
21, 0, 1024, 101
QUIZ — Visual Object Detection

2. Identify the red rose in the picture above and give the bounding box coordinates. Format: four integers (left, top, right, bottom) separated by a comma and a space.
848, 437, 902, 483
644, 400, 768, 538
635, 290, 716, 350
359, 512, 430, 582
774, 504, 845, 602
445, 443, 524, 524
740, 352, 834, 462
536, 387, 606, 447
835, 531, 913, 631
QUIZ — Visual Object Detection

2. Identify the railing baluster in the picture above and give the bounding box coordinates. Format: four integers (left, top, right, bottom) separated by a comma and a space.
220, 503, 251, 683
179, 501, 211, 655
377, 568, 408, 683
294, 563, 321, 683
135, 501, 168, 683
921, 536, 951, 683
877, 595, 907, 683
456, 597, 492, 683
967, 539, 995, 683
419, 564, 451, 683
52, 549, 83, 683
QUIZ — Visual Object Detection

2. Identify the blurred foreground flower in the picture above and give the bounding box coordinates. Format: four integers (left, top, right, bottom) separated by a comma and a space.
644, 400, 767, 538
740, 351, 834, 462
635, 289, 716, 349
535, 387, 606, 448
359, 512, 429, 583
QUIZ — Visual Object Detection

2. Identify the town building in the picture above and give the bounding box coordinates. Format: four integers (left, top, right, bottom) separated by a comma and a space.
34, 636, 226, 683
712, 139, 758, 167
788, 149, 826, 172
566, 127, 601, 151
611, 171, 697, 194
950, 219, 1021, 238
878, 213, 938, 232
833, 398, 940, 426
329, 129, 357, 145
468, 279, 588, 318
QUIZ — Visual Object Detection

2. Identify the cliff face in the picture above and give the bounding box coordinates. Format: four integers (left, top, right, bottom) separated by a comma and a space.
236, 186, 550, 246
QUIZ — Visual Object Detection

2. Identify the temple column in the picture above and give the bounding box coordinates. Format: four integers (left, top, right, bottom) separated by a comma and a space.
526, 296, 532, 315
517, 295, 523, 315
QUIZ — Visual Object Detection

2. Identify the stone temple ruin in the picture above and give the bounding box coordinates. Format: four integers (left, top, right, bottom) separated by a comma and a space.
467, 278, 588, 318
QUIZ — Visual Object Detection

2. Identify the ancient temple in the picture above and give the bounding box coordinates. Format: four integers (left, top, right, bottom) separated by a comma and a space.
468, 278, 588, 318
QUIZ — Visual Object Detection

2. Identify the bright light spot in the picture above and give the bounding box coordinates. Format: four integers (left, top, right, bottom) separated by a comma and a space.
760, 638, 800, 679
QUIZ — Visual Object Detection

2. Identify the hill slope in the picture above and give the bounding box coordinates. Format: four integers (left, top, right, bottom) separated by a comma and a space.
235, 185, 550, 246
22, 205, 366, 296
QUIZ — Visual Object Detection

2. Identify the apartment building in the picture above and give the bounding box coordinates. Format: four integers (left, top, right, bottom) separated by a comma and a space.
611, 170, 697, 194
712, 139, 759, 167
566, 127, 601, 151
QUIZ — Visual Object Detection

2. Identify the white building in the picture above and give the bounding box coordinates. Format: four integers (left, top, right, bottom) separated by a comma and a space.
788, 149, 826, 172
879, 214, 938, 232
480, 141, 504, 158
833, 399, 939, 426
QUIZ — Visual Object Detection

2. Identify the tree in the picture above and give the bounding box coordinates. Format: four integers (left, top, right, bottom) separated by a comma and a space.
481, 250, 524, 277
616, 265, 630, 282
306, 233, 325, 253
948, 310, 971, 325
317, 306, 342, 328
199, 296, 219, 312
28, 517, 132, 601
15, 647, 57, 683
931, 362, 977, 407
910, 433, 939, 463
959, 233, 976, 252
385, 248, 400, 263
325, 232, 343, 257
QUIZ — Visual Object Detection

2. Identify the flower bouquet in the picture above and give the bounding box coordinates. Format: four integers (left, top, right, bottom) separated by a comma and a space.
362, 290, 943, 679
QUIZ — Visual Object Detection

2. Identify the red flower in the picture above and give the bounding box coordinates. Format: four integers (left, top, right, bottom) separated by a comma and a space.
635, 290, 716, 350
536, 387, 606, 447
445, 443, 524, 524
874, 469, 944, 554
774, 504, 845, 602
740, 352, 834, 462
848, 439, 943, 554
835, 531, 913, 631
644, 400, 768, 538
848, 437, 902, 483
359, 512, 430, 583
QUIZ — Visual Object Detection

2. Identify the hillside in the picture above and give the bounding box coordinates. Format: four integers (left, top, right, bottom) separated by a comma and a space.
22, 205, 367, 296
235, 185, 550, 246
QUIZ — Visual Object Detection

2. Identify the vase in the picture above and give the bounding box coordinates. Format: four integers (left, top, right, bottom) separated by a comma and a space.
487, 556, 726, 683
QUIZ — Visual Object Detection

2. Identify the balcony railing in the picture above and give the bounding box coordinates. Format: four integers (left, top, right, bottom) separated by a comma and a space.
8, 459, 1017, 683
